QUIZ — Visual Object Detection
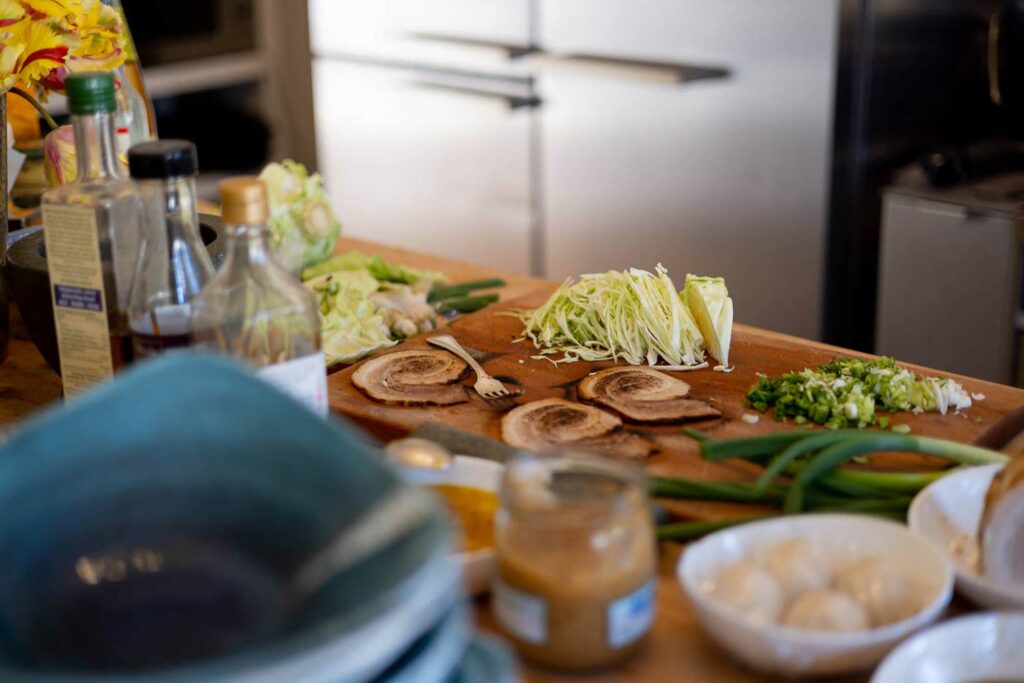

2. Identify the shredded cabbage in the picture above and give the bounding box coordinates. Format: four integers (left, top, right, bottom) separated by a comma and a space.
516, 265, 708, 366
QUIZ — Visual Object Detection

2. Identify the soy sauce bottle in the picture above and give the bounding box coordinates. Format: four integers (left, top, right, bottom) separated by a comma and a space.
127, 140, 214, 360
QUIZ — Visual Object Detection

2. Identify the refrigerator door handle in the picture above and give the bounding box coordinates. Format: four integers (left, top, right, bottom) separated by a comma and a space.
526, 52, 730, 85
404, 32, 728, 86
405, 32, 539, 59
409, 79, 543, 111
989, 11, 1003, 107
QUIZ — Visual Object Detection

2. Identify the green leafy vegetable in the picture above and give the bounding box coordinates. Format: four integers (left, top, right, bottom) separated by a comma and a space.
515, 265, 709, 367
746, 357, 974, 429
260, 160, 341, 272
428, 278, 506, 303
302, 251, 446, 285
306, 269, 396, 366
436, 293, 499, 314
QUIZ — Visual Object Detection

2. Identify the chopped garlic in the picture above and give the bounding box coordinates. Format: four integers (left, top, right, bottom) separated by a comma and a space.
742, 413, 760, 424
972, 392, 986, 401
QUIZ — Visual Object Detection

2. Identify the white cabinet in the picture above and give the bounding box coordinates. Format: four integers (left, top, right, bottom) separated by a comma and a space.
309, 0, 531, 75
536, 0, 839, 338
312, 59, 536, 274
309, 0, 842, 336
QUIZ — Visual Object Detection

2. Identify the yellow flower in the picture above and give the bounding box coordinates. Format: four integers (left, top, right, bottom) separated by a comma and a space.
42, 123, 75, 185
0, 0, 25, 28
65, 0, 124, 70
0, 0, 126, 95
20, 1, 74, 19
12, 19, 67, 85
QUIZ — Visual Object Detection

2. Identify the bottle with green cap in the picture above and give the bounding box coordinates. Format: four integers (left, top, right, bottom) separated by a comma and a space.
41, 71, 144, 397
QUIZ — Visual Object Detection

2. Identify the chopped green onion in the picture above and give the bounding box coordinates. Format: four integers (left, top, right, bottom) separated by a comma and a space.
428, 278, 506, 302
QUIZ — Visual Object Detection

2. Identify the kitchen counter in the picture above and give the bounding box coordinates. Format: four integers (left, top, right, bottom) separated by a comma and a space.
3, 238, 1023, 682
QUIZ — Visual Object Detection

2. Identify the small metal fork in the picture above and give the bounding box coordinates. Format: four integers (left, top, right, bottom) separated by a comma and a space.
427, 335, 513, 400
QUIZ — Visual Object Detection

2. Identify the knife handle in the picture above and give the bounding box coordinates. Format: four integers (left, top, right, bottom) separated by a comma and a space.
972, 402, 1024, 452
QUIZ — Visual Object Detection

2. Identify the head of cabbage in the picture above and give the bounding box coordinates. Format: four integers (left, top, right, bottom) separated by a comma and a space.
259, 160, 341, 273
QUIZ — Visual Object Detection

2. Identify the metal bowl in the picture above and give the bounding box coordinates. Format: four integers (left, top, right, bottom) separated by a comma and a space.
5, 214, 226, 374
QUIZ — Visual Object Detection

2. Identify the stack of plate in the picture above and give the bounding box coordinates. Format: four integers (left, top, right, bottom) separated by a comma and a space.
0, 356, 516, 682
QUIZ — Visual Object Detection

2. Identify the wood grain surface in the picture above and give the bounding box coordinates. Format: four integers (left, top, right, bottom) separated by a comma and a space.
6, 239, 1024, 683
327, 280, 1024, 683
330, 286, 1024, 503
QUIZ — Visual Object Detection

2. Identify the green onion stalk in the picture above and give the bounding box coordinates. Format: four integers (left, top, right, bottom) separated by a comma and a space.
654, 430, 1008, 541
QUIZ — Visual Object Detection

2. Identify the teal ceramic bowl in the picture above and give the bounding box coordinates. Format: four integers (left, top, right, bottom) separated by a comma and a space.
0, 355, 459, 682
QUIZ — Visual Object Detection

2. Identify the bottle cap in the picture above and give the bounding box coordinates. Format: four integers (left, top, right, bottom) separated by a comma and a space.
219, 177, 268, 225
128, 140, 198, 179
65, 72, 116, 115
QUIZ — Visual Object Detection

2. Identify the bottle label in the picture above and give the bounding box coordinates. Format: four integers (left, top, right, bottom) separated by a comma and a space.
493, 578, 547, 645
42, 204, 114, 397
257, 352, 328, 417
607, 580, 656, 649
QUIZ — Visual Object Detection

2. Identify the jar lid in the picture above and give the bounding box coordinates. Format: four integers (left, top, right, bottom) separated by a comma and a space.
501, 454, 648, 523
65, 72, 116, 115
128, 140, 198, 179
219, 176, 268, 225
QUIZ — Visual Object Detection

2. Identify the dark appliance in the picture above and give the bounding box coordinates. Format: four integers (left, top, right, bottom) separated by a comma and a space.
825, 0, 1010, 350
120, 0, 256, 66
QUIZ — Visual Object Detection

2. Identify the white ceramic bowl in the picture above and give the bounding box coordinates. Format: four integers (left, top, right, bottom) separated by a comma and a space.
871, 612, 1024, 683
907, 463, 1024, 610
678, 514, 954, 677
402, 455, 504, 596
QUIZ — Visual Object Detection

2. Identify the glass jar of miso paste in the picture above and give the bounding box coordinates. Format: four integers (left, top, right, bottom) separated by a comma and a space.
492, 455, 657, 671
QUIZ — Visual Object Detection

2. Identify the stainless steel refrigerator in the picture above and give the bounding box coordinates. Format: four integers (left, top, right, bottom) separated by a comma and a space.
307, 0, 1000, 343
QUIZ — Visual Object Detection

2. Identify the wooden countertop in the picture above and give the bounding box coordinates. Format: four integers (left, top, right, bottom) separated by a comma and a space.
4, 237, 1023, 682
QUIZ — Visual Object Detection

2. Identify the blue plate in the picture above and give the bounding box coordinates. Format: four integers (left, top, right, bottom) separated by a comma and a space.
0, 354, 457, 682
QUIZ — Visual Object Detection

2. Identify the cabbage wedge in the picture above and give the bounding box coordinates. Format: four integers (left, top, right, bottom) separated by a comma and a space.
683, 275, 734, 368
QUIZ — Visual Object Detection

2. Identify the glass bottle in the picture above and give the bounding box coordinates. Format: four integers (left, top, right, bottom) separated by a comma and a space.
127, 140, 214, 360
114, 65, 153, 155
493, 454, 657, 671
41, 72, 143, 397
191, 178, 327, 415
104, 0, 158, 138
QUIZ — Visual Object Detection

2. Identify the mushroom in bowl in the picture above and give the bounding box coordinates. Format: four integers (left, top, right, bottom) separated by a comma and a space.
678, 514, 953, 677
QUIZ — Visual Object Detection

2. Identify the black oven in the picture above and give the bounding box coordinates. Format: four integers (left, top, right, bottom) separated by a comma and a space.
121, 0, 256, 66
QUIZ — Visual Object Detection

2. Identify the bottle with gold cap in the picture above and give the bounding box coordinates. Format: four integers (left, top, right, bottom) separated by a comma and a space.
191, 177, 327, 415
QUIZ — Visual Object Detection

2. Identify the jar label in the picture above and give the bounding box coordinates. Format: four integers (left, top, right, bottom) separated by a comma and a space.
607, 580, 656, 649
493, 578, 547, 645
257, 352, 328, 417
42, 203, 114, 397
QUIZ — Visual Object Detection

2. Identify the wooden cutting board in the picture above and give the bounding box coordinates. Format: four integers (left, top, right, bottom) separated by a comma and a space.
328, 286, 1024, 520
